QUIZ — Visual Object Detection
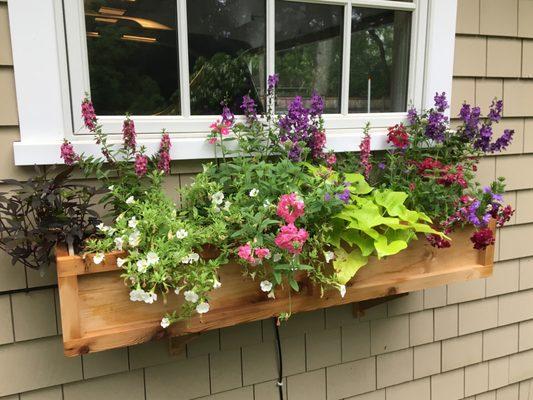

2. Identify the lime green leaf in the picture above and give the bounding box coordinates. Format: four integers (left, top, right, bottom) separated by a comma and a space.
333, 248, 368, 284
340, 229, 375, 256
374, 235, 408, 259
344, 173, 373, 194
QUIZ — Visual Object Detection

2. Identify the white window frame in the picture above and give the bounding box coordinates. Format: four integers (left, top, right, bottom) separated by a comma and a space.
8, 0, 457, 166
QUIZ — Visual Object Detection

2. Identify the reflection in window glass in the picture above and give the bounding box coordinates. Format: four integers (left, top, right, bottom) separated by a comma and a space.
349, 8, 411, 113
84, 0, 180, 115
187, 0, 266, 116
275, 1, 343, 113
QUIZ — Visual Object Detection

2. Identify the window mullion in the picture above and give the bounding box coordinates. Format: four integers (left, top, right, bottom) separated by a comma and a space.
266, 0, 275, 112
177, 0, 191, 117
340, 2, 352, 115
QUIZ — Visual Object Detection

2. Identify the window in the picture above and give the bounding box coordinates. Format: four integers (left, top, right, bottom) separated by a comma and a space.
8, 0, 459, 165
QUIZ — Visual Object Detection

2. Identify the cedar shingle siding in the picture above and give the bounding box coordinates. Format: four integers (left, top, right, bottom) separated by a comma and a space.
2, 0, 533, 398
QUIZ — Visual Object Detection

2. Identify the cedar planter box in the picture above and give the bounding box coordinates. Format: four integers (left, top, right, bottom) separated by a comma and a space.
56, 223, 495, 356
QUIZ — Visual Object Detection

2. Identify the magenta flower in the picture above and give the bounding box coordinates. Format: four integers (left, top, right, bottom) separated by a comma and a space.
81, 98, 97, 131
255, 248, 271, 260
210, 119, 231, 136
274, 223, 309, 255
359, 130, 371, 179
122, 118, 136, 151
470, 228, 495, 250
134, 154, 148, 177
237, 243, 254, 263
276, 193, 305, 224
157, 131, 171, 175
60, 140, 77, 165
268, 74, 279, 91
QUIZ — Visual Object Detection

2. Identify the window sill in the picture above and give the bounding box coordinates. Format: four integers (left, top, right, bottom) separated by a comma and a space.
12, 129, 391, 166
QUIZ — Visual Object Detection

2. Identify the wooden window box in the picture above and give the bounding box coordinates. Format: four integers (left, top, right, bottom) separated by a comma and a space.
56, 223, 495, 356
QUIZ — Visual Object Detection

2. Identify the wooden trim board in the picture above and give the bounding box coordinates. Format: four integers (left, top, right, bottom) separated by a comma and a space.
56, 222, 495, 356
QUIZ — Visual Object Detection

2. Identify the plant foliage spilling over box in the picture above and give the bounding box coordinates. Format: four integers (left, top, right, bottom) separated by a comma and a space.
0, 76, 514, 355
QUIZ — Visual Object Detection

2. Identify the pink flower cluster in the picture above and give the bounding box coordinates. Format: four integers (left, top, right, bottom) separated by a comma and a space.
359, 131, 371, 179
135, 154, 148, 177
122, 118, 136, 151
157, 132, 171, 175
237, 243, 271, 264
81, 99, 97, 131
275, 193, 308, 254
60, 140, 78, 166
208, 119, 232, 144
274, 223, 308, 255
276, 193, 305, 224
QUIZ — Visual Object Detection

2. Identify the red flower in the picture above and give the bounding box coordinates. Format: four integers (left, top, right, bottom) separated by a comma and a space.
470, 228, 495, 250
426, 234, 451, 248
387, 124, 409, 149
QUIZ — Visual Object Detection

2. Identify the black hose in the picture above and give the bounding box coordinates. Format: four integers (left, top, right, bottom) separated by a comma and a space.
273, 317, 284, 400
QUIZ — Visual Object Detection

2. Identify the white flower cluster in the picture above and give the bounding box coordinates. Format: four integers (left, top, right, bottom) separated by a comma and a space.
129, 289, 157, 304
182, 290, 210, 314
136, 251, 160, 273
181, 252, 200, 264
175, 229, 188, 239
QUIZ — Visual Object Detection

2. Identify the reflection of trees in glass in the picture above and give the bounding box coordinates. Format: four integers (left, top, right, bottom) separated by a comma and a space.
189, 52, 264, 115
187, 0, 266, 115
349, 9, 411, 112
84, 0, 180, 115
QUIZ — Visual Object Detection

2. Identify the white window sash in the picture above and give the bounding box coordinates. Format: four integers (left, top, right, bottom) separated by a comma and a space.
9, 0, 457, 166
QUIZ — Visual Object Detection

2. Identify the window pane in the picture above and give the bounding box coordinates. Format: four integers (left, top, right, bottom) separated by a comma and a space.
275, 1, 343, 113
84, 0, 180, 115
187, 0, 266, 116
349, 8, 411, 113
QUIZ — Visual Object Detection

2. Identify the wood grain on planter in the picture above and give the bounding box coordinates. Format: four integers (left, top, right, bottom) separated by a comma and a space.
56, 222, 495, 356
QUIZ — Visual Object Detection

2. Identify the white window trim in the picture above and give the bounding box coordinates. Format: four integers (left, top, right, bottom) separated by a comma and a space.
8, 0, 457, 166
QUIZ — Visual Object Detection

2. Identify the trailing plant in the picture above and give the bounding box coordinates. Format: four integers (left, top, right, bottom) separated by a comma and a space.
0, 166, 101, 270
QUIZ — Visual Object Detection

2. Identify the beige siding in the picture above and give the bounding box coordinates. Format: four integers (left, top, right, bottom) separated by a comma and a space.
1, 0, 533, 399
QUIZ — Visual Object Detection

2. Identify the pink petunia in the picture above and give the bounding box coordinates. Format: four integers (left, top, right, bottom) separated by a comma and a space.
276, 193, 305, 224
274, 223, 308, 254
237, 243, 254, 263
255, 248, 271, 259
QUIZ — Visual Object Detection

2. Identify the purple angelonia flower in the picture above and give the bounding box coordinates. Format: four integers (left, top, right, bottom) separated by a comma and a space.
487, 99, 503, 123
310, 92, 324, 117
425, 111, 448, 142
221, 104, 235, 124
407, 107, 418, 125
268, 74, 279, 91
434, 92, 449, 112
241, 95, 257, 122
336, 189, 351, 204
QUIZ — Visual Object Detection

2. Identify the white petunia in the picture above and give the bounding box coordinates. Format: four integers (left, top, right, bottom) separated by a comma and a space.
260, 280, 273, 293
184, 290, 199, 303
213, 278, 222, 289
267, 290, 276, 299
125, 196, 135, 204
107, 228, 116, 236
114, 237, 124, 251
272, 253, 282, 262
128, 230, 141, 247
160, 317, 170, 328
263, 199, 270, 208
175, 229, 188, 239
128, 216, 138, 229
129, 289, 145, 302
146, 251, 159, 266
97, 223, 109, 233
249, 188, 259, 197
93, 253, 105, 265
116, 257, 127, 268
196, 302, 210, 314
211, 191, 224, 205
338, 285, 346, 298
324, 251, 335, 263
174, 287, 181, 295
189, 252, 200, 263
136, 259, 148, 273
143, 292, 157, 304
223, 201, 232, 211
108, 185, 115, 191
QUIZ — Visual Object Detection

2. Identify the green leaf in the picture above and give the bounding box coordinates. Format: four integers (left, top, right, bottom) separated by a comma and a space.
344, 173, 373, 194
332, 248, 368, 284
289, 277, 299, 292
340, 229, 375, 257
374, 236, 408, 259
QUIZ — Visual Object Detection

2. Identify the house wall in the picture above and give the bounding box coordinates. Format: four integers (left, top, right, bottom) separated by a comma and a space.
1, 0, 533, 398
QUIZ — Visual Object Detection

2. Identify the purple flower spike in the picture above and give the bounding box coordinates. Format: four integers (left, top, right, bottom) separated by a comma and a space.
268, 74, 279, 91
241, 95, 258, 122
434, 92, 449, 112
